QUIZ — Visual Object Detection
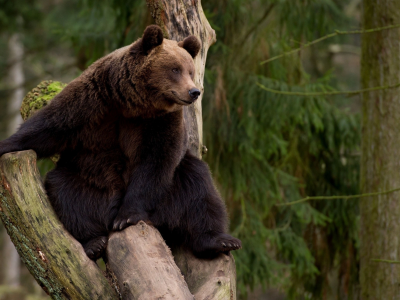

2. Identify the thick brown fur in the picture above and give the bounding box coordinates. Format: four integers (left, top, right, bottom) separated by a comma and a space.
0, 25, 241, 260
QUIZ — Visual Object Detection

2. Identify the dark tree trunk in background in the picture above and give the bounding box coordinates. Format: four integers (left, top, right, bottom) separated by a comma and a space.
360, 0, 400, 298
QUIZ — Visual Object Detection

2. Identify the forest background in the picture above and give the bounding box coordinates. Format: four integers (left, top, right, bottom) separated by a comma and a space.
0, 0, 372, 299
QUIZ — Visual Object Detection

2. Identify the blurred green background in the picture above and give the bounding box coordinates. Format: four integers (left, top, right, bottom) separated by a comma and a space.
0, 0, 363, 299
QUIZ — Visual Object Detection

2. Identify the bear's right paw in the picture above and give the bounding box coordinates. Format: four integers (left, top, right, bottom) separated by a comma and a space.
83, 236, 108, 260
112, 210, 148, 231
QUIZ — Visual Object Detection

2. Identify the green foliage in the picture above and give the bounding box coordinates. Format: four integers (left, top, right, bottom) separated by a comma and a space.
0, 0, 41, 34
47, 0, 150, 67
202, 0, 360, 298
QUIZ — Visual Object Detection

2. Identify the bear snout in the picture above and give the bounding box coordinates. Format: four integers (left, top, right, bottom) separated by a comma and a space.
189, 88, 201, 100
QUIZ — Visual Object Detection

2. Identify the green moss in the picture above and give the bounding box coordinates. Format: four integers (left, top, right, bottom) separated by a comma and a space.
20, 81, 66, 121
19, 81, 66, 164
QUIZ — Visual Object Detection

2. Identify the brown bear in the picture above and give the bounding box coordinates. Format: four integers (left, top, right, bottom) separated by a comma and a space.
0, 25, 241, 260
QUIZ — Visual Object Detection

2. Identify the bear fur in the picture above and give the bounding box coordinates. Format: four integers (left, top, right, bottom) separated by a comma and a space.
0, 25, 241, 260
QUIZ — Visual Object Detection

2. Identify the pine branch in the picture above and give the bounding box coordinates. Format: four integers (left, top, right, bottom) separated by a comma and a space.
256, 82, 400, 97
372, 259, 400, 264
275, 187, 400, 206
260, 23, 400, 65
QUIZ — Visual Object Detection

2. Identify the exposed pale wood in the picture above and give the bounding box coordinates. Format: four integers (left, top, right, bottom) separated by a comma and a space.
107, 222, 194, 300
0, 150, 118, 300
173, 248, 236, 300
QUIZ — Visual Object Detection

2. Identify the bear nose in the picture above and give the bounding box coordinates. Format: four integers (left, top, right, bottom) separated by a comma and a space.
189, 88, 201, 100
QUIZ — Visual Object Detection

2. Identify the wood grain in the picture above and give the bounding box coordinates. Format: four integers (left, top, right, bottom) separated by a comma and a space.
107, 222, 194, 300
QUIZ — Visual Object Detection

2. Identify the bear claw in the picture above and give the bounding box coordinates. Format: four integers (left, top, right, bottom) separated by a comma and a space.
84, 236, 108, 260
213, 234, 242, 253
195, 233, 242, 257
113, 211, 149, 231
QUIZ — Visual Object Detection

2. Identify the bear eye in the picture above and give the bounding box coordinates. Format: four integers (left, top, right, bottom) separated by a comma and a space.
172, 68, 180, 74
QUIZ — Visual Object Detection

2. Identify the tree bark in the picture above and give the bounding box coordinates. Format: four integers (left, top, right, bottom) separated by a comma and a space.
360, 1, 400, 298
107, 222, 194, 300
173, 248, 237, 300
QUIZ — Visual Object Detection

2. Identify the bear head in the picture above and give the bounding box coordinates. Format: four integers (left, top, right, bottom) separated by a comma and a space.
125, 25, 202, 116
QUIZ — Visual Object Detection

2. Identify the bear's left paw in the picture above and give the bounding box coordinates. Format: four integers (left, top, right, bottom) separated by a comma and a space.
194, 233, 242, 258
214, 234, 242, 253
112, 210, 149, 231
83, 236, 108, 260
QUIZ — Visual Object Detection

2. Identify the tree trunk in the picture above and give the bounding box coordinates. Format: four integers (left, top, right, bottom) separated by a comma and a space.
0, 151, 118, 299
0, 1, 237, 299
360, 1, 400, 298
2, 32, 25, 288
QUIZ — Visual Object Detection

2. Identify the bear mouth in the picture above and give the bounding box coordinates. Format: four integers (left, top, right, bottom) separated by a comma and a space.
171, 91, 193, 105
178, 99, 193, 105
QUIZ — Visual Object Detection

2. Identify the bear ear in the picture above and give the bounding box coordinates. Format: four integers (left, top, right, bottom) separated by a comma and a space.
141, 25, 164, 54
178, 36, 201, 59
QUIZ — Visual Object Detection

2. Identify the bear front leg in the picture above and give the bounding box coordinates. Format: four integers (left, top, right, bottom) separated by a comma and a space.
0, 112, 67, 158
0, 81, 101, 159
112, 197, 150, 231
112, 164, 171, 231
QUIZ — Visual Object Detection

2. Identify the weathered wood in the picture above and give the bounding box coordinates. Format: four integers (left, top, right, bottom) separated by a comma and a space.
173, 248, 236, 300
0, 150, 118, 299
107, 222, 194, 300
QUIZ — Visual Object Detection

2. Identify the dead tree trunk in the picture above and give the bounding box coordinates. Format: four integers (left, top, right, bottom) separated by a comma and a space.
0, 1, 237, 299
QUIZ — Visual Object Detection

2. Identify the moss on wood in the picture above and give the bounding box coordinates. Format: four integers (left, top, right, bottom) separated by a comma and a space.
20, 81, 66, 121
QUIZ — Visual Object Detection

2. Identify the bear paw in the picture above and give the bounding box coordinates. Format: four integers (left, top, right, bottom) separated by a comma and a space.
193, 233, 242, 258
112, 210, 149, 231
213, 234, 242, 253
83, 236, 108, 260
